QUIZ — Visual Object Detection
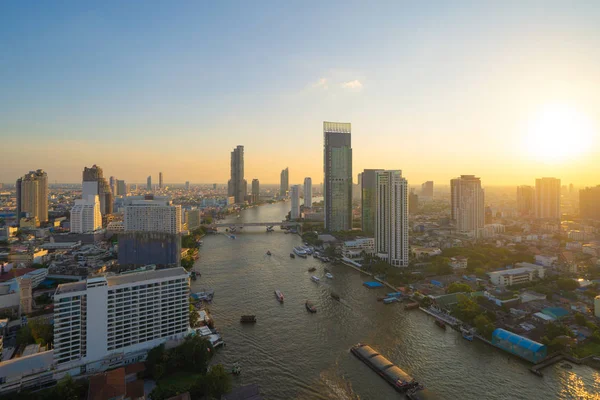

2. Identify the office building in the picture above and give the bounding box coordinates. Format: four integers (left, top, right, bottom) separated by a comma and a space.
185, 181, 190, 191
280, 168, 289, 198
375, 170, 409, 267
580, 186, 600, 220
147, 176, 152, 191
361, 169, 383, 235
186, 209, 202, 230
451, 175, 485, 238
304, 177, 312, 209
227, 145, 247, 204
53, 268, 189, 366
251, 179, 260, 204
118, 232, 182, 266
159, 172, 163, 189
488, 263, 545, 286
421, 181, 434, 200
535, 178, 561, 220
109, 176, 116, 195
290, 185, 301, 220
517, 185, 535, 217
409, 191, 419, 214
124, 197, 182, 234
82, 165, 113, 215
323, 121, 353, 232
116, 180, 126, 196
16, 169, 48, 224
70, 195, 102, 233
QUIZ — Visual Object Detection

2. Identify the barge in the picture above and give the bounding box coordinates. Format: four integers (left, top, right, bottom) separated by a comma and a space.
350, 343, 418, 392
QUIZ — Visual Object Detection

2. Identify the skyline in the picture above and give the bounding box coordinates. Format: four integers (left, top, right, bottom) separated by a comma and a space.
2, 2, 600, 185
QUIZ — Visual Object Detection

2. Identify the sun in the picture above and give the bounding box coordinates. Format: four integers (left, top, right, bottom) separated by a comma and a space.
523, 104, 595, 163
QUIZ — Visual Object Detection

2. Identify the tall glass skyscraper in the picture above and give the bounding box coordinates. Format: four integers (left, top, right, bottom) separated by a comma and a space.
280, 168, 289, 198
361, 169, 383, 235
228, 145, 247, 204
323, 121, 352, 232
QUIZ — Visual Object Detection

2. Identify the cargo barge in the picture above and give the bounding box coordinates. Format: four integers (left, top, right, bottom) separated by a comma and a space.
350, 343, 418, 392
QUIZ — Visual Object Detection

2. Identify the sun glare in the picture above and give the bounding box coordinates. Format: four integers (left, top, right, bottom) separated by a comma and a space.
524, 104, 596, 163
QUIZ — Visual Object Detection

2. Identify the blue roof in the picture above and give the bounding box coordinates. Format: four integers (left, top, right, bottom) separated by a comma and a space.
542, 307, 569, 319
363, 281, 384, 288
492, 328, 545, 352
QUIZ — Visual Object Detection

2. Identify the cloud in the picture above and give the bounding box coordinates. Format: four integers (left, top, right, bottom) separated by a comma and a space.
341, 80, 363, 91
312, 77, 328, 89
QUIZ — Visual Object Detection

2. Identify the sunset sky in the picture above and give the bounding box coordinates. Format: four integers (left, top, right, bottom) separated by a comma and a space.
1, 1, 599, 186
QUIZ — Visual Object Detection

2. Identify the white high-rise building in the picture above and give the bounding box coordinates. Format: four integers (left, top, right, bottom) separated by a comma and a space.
451, 175, 485, 238
375, 170, 409, 267
53, 268, 189, 367
290, 185, 301, 220
124, 197, 182, 234
70, 195, 102, 233
304, 177, 312, 209
535, 177, 561, 220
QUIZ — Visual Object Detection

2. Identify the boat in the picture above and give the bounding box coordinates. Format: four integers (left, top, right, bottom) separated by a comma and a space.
331, 292, 340, 301
325, 272, 333, 279
293, 247, 308, 258
350, 343, 418, 392
266, 250, 272, 256
266, 226, 274, 232
191, 289, 214, 302
561, 363, 573, 369
290, 253, 295, 258
311, 275, 320, 283
305, 300, 317, 313
387, 292, 403, 298
308, 267, 316, 272
275, 290, 284, 303
461, 327, 474, 341
231, 362, 241, 375
404, 302, 419, 310
190, 270, 198, 281
383, 297, 399, 304
240, 315, 257, 323
435, 319, 446, 329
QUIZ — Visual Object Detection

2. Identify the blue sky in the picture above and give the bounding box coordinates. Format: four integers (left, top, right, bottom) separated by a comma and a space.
1, 1, 600, 185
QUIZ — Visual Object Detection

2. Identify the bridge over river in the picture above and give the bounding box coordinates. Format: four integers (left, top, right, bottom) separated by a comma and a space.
207, 221, 302, 231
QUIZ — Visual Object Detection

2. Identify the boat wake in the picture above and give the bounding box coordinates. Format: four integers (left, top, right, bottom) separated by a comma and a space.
319, 367, 360, 400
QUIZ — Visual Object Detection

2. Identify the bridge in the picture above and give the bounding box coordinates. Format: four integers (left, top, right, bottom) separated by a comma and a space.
208, 221, 301, 229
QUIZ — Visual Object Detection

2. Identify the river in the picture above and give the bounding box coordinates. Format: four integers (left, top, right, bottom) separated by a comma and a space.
192, 201, 600, 400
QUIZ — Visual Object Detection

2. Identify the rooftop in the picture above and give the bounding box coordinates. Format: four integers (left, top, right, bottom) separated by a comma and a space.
488, 264, 543, 277
55, 280, 86, 295
88, 368, 126, 400
0, 268, 36, 283
0, 350, 54, 379
107, 267, 188, 286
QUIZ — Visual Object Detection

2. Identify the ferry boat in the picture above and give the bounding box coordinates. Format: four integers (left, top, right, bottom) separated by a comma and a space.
435, 319, 446, 329
305, 300, 317, 313
383, 297, 399, 304
240, 315, 257, 323
191, 289, 214, 302
290, 253, 295, 259
231, 362, 241, 375
325, 272, 334, 279
404, 302, 419, 310
311, 275, 320, 283
274, 290, 284, 303
461, 327, 474, 341
350, 343, 418, 392
293, 247, 308, 258
308, 267, 316, 272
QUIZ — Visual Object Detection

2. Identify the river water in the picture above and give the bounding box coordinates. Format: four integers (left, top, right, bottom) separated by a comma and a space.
192, 201, 600, 400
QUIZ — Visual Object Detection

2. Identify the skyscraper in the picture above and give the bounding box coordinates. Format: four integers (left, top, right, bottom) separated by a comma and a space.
147, 175, 152, 191
109, 176, 116, 195
324, 121, 352, 232
580, 186, 600, 220
185, 181, 190, 191
361, 169, 383, 235
82, 165, 113, 215
280, 168, 289, 198
409, 190, 419, 215
421, 181, 434, 200
535, 177, 561, 220
116, 180, 126, 196
16, 169, 48, 225
227, 145, 247, 204
304, 177, 312, 209
290, 185, 301, 220
251, 179, 260, 204
375, 170, 409, 267
450, 175, 485, 238
70, 195, 102, 233
516, 185, 535, 216
159, 172, 163, 189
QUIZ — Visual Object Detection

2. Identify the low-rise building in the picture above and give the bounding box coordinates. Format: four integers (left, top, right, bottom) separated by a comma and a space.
448, 256, 468, 271
342, 238, 375, 260
535, 254, 557, 267
412, 247, 442, 259
487, 263, 545, 287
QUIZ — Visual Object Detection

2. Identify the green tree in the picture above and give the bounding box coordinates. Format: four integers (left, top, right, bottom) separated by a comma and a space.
474, 314, 495, 340
54, 375, 82, 400
180, 336, 213, 372
447, 282, 472, 294
189, 304, 199, 328
29, 319, 54, 345
146, 344, 167, 380
556, 278, 579, 291
200, 364, 232, 399
574, 313, 587, 326
16, 324, 34, 346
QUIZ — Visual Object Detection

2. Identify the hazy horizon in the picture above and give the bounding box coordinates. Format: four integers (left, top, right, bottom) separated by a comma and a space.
2, 2, 599, 186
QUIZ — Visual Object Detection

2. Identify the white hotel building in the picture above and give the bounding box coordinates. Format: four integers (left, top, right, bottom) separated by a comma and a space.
53, 267, 189, 370
375, 170, 409, 267
124, 197, 182, 234
70, 195, 102, 233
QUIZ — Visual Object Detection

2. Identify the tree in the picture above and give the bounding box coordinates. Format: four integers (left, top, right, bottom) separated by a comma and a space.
447, 282, 472, 294
54, 375, 83, 400
574, 313, 587, 326
556, 278, 579, 291
16, 324, 34, 346
146, 344, 167, 380
474, 314, 495, 340
199, 364, 232, 399
189, 304, 199, 328
180, 336, 213, 372
29, 319, 53, 345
